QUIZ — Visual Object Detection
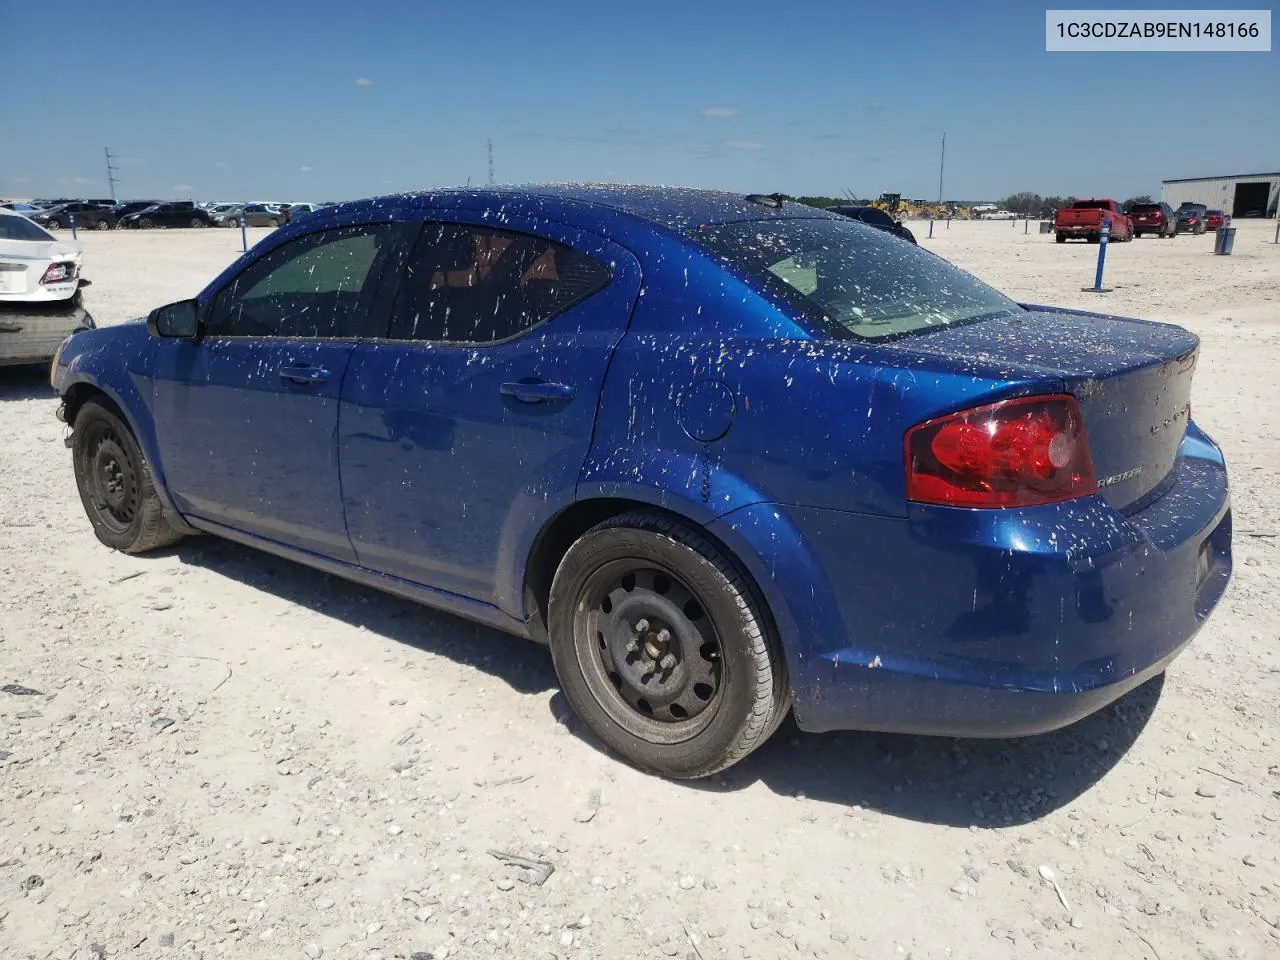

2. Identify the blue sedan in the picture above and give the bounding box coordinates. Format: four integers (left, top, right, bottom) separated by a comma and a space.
50, 186, 1232, 778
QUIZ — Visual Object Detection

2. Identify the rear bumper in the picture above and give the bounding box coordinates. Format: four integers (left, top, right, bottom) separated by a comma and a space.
0, 295, 93, 366
712, 424, 1232, 737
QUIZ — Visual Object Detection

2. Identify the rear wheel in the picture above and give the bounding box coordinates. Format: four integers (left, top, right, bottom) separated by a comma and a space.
95, 219, 111, 230
139, 218, 154, 229
189, 217, 206, 228
269, 217, 279, 227
72, 400, 184, 554
46, 219, 63, 230
1055, 233, 1066, 243
548, 513, 789, 779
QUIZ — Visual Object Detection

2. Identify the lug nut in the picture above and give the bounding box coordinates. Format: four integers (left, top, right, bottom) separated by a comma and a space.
659, 653, 676, 671
625, 638, 639, 654
656, 628, 671, 644
634, 618, 650, 634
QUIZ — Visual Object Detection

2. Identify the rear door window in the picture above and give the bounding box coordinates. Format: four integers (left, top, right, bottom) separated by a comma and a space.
384, 223, 611, 343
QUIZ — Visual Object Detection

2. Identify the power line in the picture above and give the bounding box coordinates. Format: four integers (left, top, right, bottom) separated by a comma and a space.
104, 147, 120, 202
487, 139, 494, 185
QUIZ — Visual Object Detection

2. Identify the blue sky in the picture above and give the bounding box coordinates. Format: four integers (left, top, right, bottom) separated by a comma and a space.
2, 0, 1275, 202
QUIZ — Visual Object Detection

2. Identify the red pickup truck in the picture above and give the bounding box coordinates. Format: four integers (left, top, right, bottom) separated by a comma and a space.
1054, 199, 1133, 244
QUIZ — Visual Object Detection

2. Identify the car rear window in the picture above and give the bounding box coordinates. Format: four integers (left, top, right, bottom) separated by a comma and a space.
1130, 203, 1162, 213
1071, 200, 1112, 210
693, 218, 1021, 341
0, 215, 55, 241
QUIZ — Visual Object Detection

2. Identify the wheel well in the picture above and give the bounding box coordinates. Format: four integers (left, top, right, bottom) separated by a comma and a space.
62, 382, 120, 427
521, 498, 772, 648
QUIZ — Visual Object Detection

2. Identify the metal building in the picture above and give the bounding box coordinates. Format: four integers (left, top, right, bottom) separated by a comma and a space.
1161, 173, 1279, 218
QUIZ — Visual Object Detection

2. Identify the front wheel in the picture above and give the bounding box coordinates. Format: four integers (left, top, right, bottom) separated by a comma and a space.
190, 218, 206, 228
46, 219, 63, 230
548, 512, 790, 779
268, 218, 279, 227
139, 218, 154, 229
72, 399, 184, 554
95, 219, 111, 230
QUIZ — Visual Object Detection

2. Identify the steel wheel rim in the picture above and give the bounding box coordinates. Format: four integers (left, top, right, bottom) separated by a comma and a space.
573, 559, 725, 744
85, 425, 139, 533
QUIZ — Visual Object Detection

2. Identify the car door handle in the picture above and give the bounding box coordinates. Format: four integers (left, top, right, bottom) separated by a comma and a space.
500, 380, 576, 403
278, 364, 330, 384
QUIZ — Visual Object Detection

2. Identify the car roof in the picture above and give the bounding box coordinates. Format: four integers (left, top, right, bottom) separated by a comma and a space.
336, 185, 838, 233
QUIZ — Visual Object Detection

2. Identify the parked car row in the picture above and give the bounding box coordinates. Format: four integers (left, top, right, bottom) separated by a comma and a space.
1053, 199, 1230, 243
0, 198, 334, 231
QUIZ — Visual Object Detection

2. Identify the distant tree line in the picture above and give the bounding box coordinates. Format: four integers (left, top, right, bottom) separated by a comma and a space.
796, 193, 1159, 217
1000, 193, 1156, 217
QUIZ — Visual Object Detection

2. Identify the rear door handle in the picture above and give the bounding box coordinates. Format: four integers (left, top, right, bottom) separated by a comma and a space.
500, 380, 576, 403
278, 364, 330, 384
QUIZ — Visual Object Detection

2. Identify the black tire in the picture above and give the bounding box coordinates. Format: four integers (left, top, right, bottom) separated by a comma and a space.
269, 218, 279, 228
46, 219, 63, 230
547, 512, 789, 779
1055, 233, 1066, 243
139, 218, 154, 229
95, 219, 111, 231
190, 217, 206, 228
72, 399, 184, 554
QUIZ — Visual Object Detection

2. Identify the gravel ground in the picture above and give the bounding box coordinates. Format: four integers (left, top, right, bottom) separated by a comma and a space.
2, 219, 1278, 960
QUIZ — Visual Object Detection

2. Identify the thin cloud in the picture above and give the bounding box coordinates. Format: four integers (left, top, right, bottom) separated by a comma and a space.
214, 160, 230, 169
172, 184, 194, 192
11, 175, 30, 183
701, 106, 739, 118
724, 139, 762, 151
60, 176, 98, 186
300, 165, 313, 172
355, 77, 374, 87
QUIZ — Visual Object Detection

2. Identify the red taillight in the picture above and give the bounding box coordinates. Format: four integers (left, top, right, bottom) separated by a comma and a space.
40, 261, 77, 285
905, 394, 1097, 508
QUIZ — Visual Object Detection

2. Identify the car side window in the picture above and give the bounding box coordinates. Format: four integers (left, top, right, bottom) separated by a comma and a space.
863, 209, 894, 228
385, 223, 611, 343
205, 223, 395, 339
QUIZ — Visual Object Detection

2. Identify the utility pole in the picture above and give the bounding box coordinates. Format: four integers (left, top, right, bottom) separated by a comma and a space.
937, 133, 945, 204
487, 139, 494, 185
104, 147, 120, 202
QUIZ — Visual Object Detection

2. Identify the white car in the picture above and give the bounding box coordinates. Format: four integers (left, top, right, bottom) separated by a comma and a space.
0, 208, 94, 366
0, 209, 83, 303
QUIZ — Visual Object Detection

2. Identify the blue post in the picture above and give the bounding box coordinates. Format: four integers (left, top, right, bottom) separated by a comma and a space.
1086, 218, 1111, 293
240, 204, 248, 253
69, 213, 77, 239
928, 219, 934, 239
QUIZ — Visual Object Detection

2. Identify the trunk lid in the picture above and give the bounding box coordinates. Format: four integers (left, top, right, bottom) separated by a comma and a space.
878, 309, 1199, 510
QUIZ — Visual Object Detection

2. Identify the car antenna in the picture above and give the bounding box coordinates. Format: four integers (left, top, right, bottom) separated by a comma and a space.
745, 193, 791, 209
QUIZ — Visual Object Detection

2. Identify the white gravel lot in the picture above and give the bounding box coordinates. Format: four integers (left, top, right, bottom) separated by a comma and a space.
1, 219, 1278, 960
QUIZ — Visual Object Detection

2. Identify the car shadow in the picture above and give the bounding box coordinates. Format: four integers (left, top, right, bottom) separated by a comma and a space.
550, 674, 1165, 826
143, 535, 1163, 826
162, 536, 558, 697
0, 365, 57, 401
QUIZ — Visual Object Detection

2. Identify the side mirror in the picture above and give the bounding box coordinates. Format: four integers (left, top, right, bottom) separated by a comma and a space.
147, 298, 199, 339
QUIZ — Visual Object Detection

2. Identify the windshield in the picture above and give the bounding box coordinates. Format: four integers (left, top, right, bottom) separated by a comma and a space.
694, 218, 1021, 341
0, 215, 56, 241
